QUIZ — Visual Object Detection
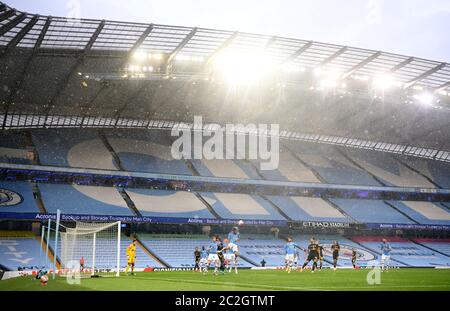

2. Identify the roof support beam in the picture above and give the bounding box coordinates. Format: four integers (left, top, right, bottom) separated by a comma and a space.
128, 23, 154, 55
2, 16, 52, 130
283, 40, 313, 63
342, 51, 381, 79
403, 63, 446, 89
35, 16, 51, 49
3, 15, 38, 52
264, 36, 277, 49
43, 20, 106, 120
166, 27, 197, 69
205, 31, 238, 65
435, 81, 450, 93
319, 46, 347, 67
389, 57, 414, 73
0, 13, 27, 36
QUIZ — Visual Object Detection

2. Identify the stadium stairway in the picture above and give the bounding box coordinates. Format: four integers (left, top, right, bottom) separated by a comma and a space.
31, 183, 47, 214
98, 130, 124, 170
282, 144, 327, 183
194, 192, 222, 219
134, 236, 169, 268
410, 239, 450, 257
394, 156, 442, 189
118, 188, 142, 217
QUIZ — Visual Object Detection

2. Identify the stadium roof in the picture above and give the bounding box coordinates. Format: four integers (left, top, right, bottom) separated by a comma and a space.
1, 3, 449, 90
0, 1, 449, 153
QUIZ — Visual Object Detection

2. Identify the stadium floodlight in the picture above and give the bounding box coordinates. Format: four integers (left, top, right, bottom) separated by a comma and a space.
213, 50, 276, 84
153, 53, 164, 60
414, 92, 434, 106
281, 62, 305, 73
132, 50, 147, 62
318, 68, 342, 89
373, 73, 394, 89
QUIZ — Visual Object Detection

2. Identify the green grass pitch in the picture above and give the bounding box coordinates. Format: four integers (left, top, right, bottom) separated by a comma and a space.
1, 269, 449, 291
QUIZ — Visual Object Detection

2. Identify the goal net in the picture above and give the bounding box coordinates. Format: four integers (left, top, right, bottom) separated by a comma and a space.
59, 221, 121, 277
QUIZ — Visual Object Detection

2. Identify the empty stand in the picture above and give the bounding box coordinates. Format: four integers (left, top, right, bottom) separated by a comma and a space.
0, 181, 39, 213
267, 196, 350, 222
396, 156, 450, 189
140, 235, 254, 268
351, 236, 450, 267
330, 199, 416, 224
387, 201, 450, 225
125, 189, 215, 218
0, 131, 32, 165
412, 239, 450, 257
344, 149, 436, 188
54, 235, 164, 269
31, 129, 118, 170
105, 129, 192, 175
286, 142, 382, 186
39, 183, 133, 215
191, 158, 260, 179
253, 149, 322, 183
199, 192, 285, 220
0, 236, 47, 270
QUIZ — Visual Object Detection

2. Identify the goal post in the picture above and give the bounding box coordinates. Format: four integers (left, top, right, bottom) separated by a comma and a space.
59, 220, 121, 277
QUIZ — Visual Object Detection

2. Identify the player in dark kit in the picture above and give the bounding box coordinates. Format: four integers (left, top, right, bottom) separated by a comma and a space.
352, 248, 357, 268
194, 247, 201, 272
331, 241, 340, 271
317, 241, 324, 271
301, 238, 319, 272
216, 236, 226, 274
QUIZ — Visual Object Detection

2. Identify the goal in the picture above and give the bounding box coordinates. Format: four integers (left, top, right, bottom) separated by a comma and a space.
59, 221, 121, 277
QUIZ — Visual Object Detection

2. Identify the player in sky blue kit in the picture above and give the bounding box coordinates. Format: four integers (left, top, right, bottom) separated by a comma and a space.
199, 246, 208, 272
205, 236, 220, 275
380, 238, 392, 271
227, 227, 240, 274
223, 238, 236, 273
284, 237, 299, 273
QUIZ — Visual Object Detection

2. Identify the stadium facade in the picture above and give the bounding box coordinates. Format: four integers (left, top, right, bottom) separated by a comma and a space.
0, 2, 450, 272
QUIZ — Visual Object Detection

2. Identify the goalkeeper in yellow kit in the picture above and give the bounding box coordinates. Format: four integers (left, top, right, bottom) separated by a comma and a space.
125, 239, 137, 275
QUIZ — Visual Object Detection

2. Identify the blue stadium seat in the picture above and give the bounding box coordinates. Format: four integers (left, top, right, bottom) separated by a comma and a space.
31, 129, 118, 170
0, 131, 32, 165
105, 129, 192, 175
54, 236, 164, 269
191, 159, 260, 179
39, 183, 133, 216
412, 239, 450, 257
125, 189, 215, 219
329, 199, 415, 224
388, 201, 450, 225
252, 149, 322, 183
140, 236, 254, 268
199, 192, 285, 220
0, 238, 47, 271
292, 235, 378, 267
286, 142, 382, 186
0, 181, 39, 213
396, 156, 450, 189
267, 196, 351, 222
237, 237, 287, 267
343, 149, 435, 188
351, 237, 450, 267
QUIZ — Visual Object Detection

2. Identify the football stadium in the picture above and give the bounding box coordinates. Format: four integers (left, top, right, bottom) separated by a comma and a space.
0, 0, 450, 295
